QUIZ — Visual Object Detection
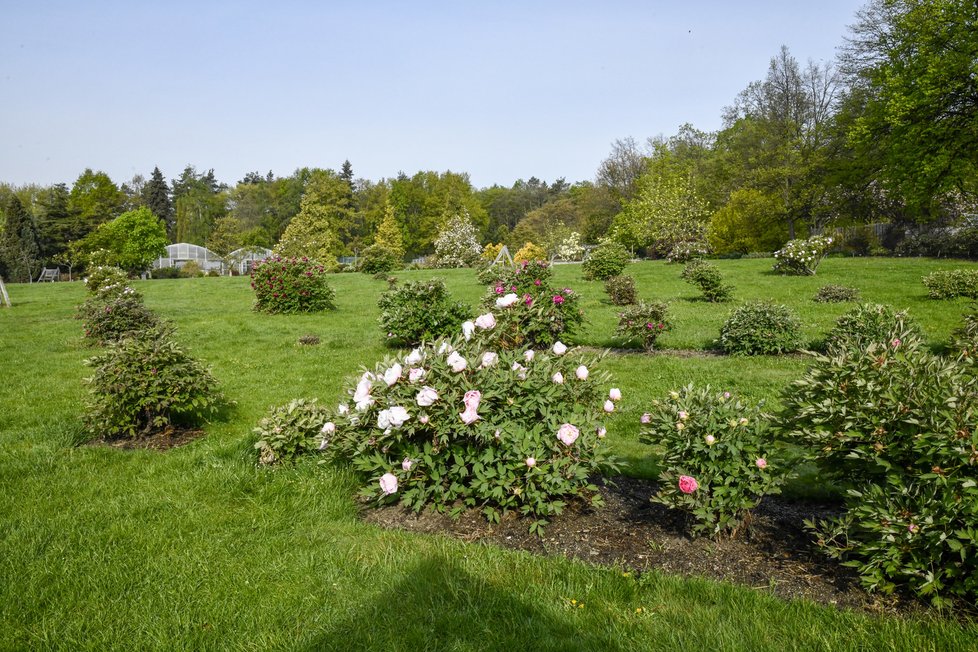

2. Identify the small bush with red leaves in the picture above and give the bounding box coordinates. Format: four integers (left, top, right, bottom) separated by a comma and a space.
251, 256, 336, 314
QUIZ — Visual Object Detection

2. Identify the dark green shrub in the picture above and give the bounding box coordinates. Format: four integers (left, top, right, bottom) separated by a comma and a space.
151, 267, 181, 279
615, 302, 670, 351
83, 326, 224, 439
77, 294, 161, 345
780, 339, 978, 606
813, 284, 859, 303
251, 256, 336, 314
718, 301, 801, 355
824, 303, 922, 355
603, 275, 637, 306
582, 241, 629, 280
378, 278, 470, 346
922, 269, 978, 299
680, 260, 732, 302
254, 398, 332, 466
359, 244, 401, 274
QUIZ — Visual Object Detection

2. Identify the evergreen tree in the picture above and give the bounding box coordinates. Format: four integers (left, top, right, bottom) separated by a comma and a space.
1, 195, 41, 282
339, 160, 354, 188
142, 167, 173, 238
36, 183, 72, 261
373, 202, 405, 259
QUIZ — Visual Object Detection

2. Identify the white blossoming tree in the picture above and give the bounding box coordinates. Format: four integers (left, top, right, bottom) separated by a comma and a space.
433, 210, 482, 268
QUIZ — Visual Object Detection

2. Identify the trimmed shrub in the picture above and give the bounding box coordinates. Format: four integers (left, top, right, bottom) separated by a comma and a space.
77, 294, 161, 345
179, 260, 204, 278
718, 301, 801, 355
150, 266, 182, 279
641, 385, 789, 538
780, 339, 978, 606
813, 284, 859, 303
83, 326, 223, 439
251, 256, 336, 314
922, 269, 978, 299
324, 333, 620, 531
513, 242, 548, 263
582, 241, 630, 280
378, 278, 470, 346
254, 398, 332, 466
84, 266, 129, 296
823, 303, 922, 355
615, 302, 670, 351
680, 259, 733, 302
603, 275, 637, 306
773, 235, 833, 275
358, 244, 401, 274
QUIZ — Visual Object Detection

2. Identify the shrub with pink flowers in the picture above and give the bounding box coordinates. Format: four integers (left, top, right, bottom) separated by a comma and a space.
250, 256, 336, 314
322, 330, 619, 532
615, 302, 671, 351
478, 260, 584, 349
640, 384, 789, 538
780, 335, 978, 606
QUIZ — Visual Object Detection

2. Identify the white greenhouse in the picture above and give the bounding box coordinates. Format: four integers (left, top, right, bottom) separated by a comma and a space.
227, 247, 274, 275
153, 243, 224, 273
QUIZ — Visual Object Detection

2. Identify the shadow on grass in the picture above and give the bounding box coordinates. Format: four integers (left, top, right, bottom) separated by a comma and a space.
310, 554, 629, 652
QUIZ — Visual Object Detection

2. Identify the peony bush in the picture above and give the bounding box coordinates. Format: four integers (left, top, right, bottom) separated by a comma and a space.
322, 327, 620, 531
922, 269, 978, 299
603, 275, 637, 306
681, 259, 732, 302
377, 278, 470, 346
582, 240, 630, 280
254, 398, 333, 466
251, 256, 336, 314
717, 301, 802, 355
615, 302, 670, 351
773, 235, 833, 275
823, 303, 922, 356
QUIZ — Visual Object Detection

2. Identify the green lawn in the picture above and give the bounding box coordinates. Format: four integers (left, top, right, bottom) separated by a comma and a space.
2, 257, 977, 650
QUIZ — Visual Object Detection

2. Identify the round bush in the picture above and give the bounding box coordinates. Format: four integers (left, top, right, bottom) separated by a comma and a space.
680, 260, 732, 302
813, 284, 859, 303
513, 242, 548, 263
84, 266, 129, 296
615, 301, 670, 351
718, 301, 802, 355
254, 398, 332, 466
378, 278, 470, 346
773, 235, 833, 275
603, 275, 637, 306
251, 256, 336, 314
582, 241, 630, 281
358, 244, 401, 274
922, 269, 978, 299
824, 303, 922, 355
77, 294, 161, 345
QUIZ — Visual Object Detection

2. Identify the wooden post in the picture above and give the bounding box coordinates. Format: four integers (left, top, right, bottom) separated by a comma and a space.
0, 277, 10, 307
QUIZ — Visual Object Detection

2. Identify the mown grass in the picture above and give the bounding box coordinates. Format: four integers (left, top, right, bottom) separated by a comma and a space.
1, 257, 977, 650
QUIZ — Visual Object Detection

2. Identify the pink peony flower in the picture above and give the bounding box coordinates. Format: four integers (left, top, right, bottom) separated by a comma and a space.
891, 338, 901, 348
475, 313, 496, 330
337, 403, 350, 415
553, 295, 565, 305
416, 386, 439, 406
552, 341, 568, 355
388, 406, 409, 427
525, 457, 536, 467
722, 392, 731, 400
609, 388, 622, 401
402, 458, 413, 472
552, 372, 564, 384
437, 341, 454, 355
447, 351, 468, 372
524, 294, 533, 307
405, 348, 423, 365
524, 349, 535, 362
321, 422, 336, 434
481, 351, 499, 368
576, 365, 589, 380
534, 279, 542, 286
496, 293, 519, 308
408, 367, 426, 382
678, 410, 688, 421
379, 473, 398, 495
383, 363, 402, 387
597, 427, 606, 438
462, 320, 476, 341
678, 475, 698, 494
459, 390, 481, 424
640, 413, 651, 424
603, 400, 615, 413
755, 458, 767, 469
495, 285, 504, 294
705, 435, 716, 445
418, 414, 429, 424
908, 523, 918, 534
557, 423, 580, 446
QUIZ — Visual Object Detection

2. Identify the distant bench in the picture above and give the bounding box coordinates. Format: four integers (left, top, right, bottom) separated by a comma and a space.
37, 268, 60, 282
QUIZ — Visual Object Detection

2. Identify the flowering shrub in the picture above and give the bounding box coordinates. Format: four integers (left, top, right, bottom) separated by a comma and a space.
84, 266, 129, 296
666, 240, 710, 264
433, 212, 482, 268
254, 398, 332, 466
641, 385, 788, 538
773, 235, 833, 275
823, 303, 922, 355
479, 261, 583, 349
358, 244, 401, 274
554, 232, 585, 261
582, 240, 630, 280
921, 269, 978, 299
77, 294, 161, 345
377, 278, 470, 346
603, 275, 637, 306
813, 284, 859, 303
83, 325, 224, 439
251, 256, 336, 314
324, 331, 620, 531
780, 338, 978, 606
680, 259, 732, 302
513, 242, 548, 263
717, 301, 801, 355
615, 302, 670, 351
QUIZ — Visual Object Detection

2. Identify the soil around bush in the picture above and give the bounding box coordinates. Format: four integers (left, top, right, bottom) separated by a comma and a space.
90, 426, 205, 451
361, 476, 930, 617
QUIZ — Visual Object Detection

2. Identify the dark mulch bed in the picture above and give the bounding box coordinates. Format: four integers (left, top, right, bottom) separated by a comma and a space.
90, 426, 205, 451
361, 476, 929, 617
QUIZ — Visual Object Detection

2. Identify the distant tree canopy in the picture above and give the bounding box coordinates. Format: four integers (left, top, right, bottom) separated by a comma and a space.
75, 207, 168, 274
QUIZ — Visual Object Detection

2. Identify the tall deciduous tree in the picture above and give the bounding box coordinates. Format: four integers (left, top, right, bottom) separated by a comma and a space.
1, 195, 42, 282
172, 165, 227, 244
67, 169, 125, 238
76, 207, 169, 274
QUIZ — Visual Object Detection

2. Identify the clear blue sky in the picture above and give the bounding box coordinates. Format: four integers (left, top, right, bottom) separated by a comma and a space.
0, 0, 865, 189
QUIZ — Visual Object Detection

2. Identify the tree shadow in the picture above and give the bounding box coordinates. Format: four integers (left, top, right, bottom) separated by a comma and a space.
306, 553, 629, 652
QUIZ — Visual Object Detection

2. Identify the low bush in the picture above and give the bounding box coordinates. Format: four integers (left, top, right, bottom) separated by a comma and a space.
179, 261, 204, 278
358, 244, 401, 274
680, 260, 733, 302
582, 241, 630, 280
150, 267, 181, 279
84, 266, 129, 295
717, 301, 801, 355
251, 256, 336, 314
921, 269, 978, 299
780, 338, 978, 606
823, 303, 922, 355
773, 235, 833, 275
254, 398, 332, 466
513, 242, 548, 263
603, 275, 637, 306
378, 278, 470, 346
813, 284, 859, 303
77, 294, 161, 345
324, 330, 620, 531
641, 385, 788, 538
615, 302, 670, 351
83, 326, 224, 439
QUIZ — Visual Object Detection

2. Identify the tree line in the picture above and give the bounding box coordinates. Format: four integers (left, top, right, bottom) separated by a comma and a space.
2, 0, 975, 281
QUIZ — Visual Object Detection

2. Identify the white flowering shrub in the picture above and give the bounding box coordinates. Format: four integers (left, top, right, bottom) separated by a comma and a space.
773, 235, 833, 275
433, 212, 482, 268
555, 231, 585, 261
324, 326, 620, 532
666, 240, 710, 264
